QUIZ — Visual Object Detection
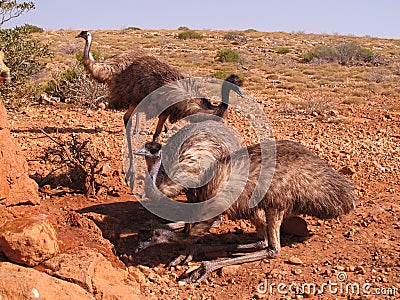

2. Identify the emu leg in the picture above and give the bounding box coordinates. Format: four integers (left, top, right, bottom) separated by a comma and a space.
181, 209, 284, 283
181, 248, 280, 283
152, 114, 168, 142
168, 240, 268, 268
124, 113, 136, 189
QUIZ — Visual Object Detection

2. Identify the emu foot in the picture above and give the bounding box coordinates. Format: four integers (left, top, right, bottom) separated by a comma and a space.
179, 261, 215, 283
178, 247, 280, 283
168, 252, 194, 268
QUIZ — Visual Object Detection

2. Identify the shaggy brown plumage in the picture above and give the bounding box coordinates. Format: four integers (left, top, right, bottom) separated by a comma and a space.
135, 139, 357, 282
0, 51, 11, 84
76, 31, 243, 141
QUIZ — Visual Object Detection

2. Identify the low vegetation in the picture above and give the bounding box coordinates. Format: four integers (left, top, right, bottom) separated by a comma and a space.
302, 42, 388, 66
0, 24, 52, 107
177, 30, 203, 40
216, 48, 241, 63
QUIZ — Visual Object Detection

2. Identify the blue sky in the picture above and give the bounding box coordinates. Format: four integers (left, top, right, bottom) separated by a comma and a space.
4, 0, 400, 39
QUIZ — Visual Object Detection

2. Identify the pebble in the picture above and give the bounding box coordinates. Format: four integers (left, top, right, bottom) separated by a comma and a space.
219, 265, 241, 276
292, 269, 302, 275
287, 256, 303, 265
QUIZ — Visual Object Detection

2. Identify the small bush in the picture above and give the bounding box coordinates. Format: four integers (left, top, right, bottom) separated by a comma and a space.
276, 47, 291, 54
0, 25, 53, 107
125, 26, 141, 30
302, 45, 337, 63
244, 28, 258, 33
223, 32, 247, 44
178, 26, 190, 31
302, 42, 387, 66
178, 30, 203, 40
210, 71, 229, 80
21, 23, 44, 33
216, 48, 240, 63
44, 63, 108, 107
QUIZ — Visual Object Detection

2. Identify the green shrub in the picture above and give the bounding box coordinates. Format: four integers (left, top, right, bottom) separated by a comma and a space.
223, 32, 247, 44
124, 26, 141, 31
276, 47, 291, 54
178, 26, 190, 31
302, 45, 336, 63
302, 42, 386, 66
0, 25, 52, 107
21, 23, 44, 33
210, 71, 229, 80
44, 63, 108, 107
75, 50, 103, 62
178, 30, 203, 40
244, 28, 258, 33
216, 48, 240, 63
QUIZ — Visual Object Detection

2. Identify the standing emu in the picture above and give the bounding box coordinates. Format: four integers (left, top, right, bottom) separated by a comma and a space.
0, 51, 11, 84
76, 31, 243, 141
135, 140, 357, 282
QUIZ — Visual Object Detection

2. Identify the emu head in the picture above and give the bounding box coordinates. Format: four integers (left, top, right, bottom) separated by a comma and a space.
134, 142, 162, 182
135, 227, 179, 253
222, 74, 244, 102
75, 30, 91, 40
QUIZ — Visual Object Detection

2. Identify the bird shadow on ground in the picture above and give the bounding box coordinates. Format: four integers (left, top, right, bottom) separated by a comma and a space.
77, 201, 309, 268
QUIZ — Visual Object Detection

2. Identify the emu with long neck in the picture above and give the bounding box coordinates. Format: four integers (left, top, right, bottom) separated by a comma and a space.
135, 140, 357, 282
76, 31, 243, 142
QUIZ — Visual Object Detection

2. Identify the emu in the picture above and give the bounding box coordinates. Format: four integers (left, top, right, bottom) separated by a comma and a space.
135, 121, 241, 201
135, 140, 357, 282
76, 31, 243, 141
0, 51, 11, 84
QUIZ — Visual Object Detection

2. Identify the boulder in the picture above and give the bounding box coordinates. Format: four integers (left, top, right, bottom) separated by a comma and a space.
0, 102, 40, 206
0, 262, 94, 300
42, 247, 142, 299
0, 215, 59, 266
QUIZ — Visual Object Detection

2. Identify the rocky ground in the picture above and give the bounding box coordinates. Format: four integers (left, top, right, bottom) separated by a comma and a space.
0, 86, 399, 299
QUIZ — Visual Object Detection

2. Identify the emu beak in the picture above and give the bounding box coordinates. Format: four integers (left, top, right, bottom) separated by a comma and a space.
235, 86, 245, 98
134, 241, 151, 254
133, 148, 148, 157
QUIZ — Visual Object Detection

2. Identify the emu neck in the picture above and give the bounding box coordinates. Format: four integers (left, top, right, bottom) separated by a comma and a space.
221, 82, 231, 105
83, 35, 94, 64
147, 154, 162, 184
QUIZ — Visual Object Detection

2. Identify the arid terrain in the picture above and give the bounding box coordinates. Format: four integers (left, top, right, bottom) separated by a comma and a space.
1, 29, 400, 299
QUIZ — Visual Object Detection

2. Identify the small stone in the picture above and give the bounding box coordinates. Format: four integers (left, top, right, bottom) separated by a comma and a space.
335, 265, 345, 271
287, 256, 303, 265
97, 102, 106, 110
356, 266, 366, 275
303, 292, 314, 298
292, 269, 302, 275
219, 265, 241, 276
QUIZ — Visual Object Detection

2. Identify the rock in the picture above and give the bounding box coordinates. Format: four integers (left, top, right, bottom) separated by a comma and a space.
281, 216, 309, 237
292, 268, 302, 275
0, 102, 40, 206
97, 102, 106, 110
128, 267, 147, 285
219, 264, 241, 276
82, 212, 121, 241
338, 166, 355, 176
287, 256, 303, 265
0, 215, 59, 266
42, 247, 142, 299
0, 262, 94, 299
